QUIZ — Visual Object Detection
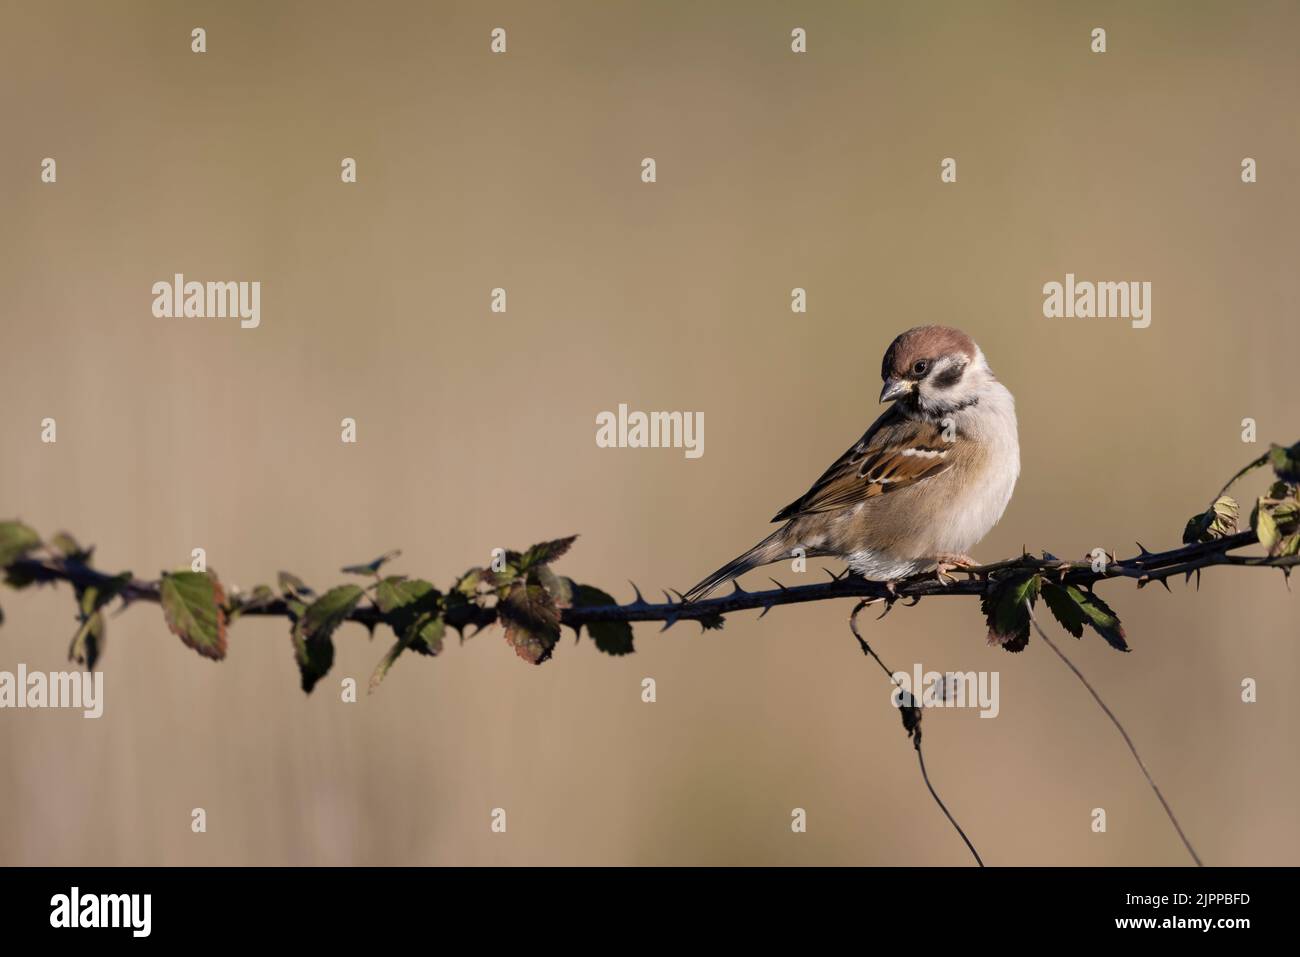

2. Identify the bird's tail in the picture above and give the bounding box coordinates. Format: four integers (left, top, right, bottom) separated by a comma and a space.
683, 531, 789, 603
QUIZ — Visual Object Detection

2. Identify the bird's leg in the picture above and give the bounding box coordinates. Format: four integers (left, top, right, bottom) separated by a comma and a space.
933, 553, 977, 585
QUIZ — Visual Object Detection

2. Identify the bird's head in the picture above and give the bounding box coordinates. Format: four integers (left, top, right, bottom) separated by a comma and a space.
879, 325, 990, 416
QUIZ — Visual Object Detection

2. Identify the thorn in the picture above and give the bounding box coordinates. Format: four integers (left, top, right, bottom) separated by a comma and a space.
659, 612, 680, 632
669, 588, 688, 603
1158, 577, 1172, 593
661, 589, 675, 606
768, 577, 789, 591
729, 580, 747, 597
823, 568, 839, 583
1195, 568, 1201, 592
628, 581, 646, 606
758, 604, 772, 618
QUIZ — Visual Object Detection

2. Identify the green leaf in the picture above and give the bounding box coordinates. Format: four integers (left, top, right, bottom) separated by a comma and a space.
374, 576, 444, 656
0, 521, 40, 567
499, 581, 561, 664
1041, 581, 1086, 639
515, 536, 577, 573
1269, 442, 1300, 484
980, 573, 1040, 652
160, 571, 228, 660
72, 569, 133, 665
570, 583, 634, 656
341, 550, 402, 576
1069, 585, 1128, 651
289, 618, 325, 692
370, 612, 444, 693
50, 531, 93, 562
534, 566, 573, 608
68, 610, 106, 669
1277, 533, 1300, 558
277, 571, 314, 598
292, 584, 365, 693
301, 585, 365, 638
1182, 495, 1239, 544
1254, 500, 1280, 551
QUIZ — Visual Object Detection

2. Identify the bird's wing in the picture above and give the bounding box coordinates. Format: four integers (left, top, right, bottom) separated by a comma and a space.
770, 408, 955, 522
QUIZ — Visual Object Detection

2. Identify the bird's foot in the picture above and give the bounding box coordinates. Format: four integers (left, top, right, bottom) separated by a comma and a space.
933, 553, 978, 585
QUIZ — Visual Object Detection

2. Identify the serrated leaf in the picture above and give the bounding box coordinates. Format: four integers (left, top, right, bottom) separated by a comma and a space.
341, 550, 402, 576
515, 536, 577, 573
454, 567, 490, 598
0, 521, 40, 567
160, 571, 228, 660
499, 581, 561, 664
1072, 586, 1129, 651
570, 583, 634, 655
374, 576, 430, 614
1041, 581, 1086, 639
301, 585, 365, 641
981, 574, 1040, 652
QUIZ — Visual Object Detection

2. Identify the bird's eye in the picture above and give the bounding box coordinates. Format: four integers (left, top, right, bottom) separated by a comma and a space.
912, 360, 929, 376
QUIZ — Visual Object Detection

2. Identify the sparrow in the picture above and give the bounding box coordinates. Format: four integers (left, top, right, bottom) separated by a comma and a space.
683, 325, 1020, 601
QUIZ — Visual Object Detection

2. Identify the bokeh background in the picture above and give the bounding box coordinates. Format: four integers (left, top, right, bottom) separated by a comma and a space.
1, 0, 1297, 866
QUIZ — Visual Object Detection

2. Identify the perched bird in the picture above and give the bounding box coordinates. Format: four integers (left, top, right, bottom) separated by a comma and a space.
683, 325, 1019, 601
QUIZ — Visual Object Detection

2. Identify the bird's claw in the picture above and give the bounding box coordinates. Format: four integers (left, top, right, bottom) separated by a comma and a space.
933, 553, 977, 586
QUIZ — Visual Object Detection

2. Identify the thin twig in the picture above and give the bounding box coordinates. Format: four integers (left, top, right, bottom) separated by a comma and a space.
849, 600, 984, 867
1026, 601, 1204, 867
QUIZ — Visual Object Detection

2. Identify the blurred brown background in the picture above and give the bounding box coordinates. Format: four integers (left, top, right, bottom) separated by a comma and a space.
1, 0, 1297, 865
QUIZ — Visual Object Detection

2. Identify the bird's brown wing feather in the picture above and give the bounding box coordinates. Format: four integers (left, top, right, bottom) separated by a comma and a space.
770, 409, 955, 522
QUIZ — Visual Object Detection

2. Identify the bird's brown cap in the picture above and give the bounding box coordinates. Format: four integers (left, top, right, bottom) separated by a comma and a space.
881, 325, 978, 380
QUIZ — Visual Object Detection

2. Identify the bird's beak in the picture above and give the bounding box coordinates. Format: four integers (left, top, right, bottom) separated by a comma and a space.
879, 377, 913, 403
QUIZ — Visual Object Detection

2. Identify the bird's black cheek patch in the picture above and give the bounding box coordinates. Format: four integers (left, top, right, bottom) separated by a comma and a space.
931, 365, 964, 389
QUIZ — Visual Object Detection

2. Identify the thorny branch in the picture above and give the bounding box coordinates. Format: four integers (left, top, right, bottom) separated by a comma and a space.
8, 526, 1293, 634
